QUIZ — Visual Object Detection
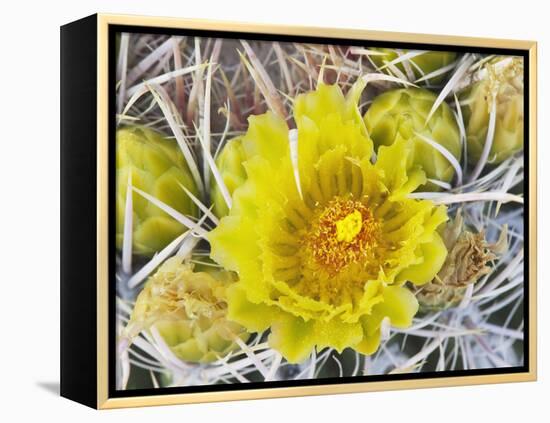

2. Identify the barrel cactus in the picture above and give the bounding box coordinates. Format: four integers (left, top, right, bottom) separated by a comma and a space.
461, 57, 524, 164
125, 256, 250, 364
116, 126, 199, 256
369, 48, 456, 83
364, 87, 461, 189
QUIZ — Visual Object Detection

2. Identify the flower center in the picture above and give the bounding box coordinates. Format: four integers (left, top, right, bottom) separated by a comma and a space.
303, 197, 381, 276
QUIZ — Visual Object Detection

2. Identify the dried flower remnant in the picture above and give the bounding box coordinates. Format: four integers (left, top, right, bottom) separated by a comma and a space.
116, 126, 199, 256
209, 83, 449, 363
364, 88, 461, 189
125, 257, 249, 364
461, 57, 524, 164
414, 210, 508, 311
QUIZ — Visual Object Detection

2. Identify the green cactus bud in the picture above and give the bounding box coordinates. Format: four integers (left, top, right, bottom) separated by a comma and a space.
369, 48, 456, 83
364, 87, 461, 189
211, 137, 248, 218
461, 57, 524, 164
116, 126, 199, 256
414, 210, 508, 311
126, 256, 250, 364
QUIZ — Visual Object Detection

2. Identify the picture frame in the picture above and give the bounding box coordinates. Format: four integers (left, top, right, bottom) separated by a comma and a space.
60, 13, 537, 409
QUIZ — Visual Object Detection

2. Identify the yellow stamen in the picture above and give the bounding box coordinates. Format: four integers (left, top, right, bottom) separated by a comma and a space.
336, 210, 363, 242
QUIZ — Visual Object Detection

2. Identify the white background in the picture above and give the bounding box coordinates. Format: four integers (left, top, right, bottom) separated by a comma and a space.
0, 0, 547, 421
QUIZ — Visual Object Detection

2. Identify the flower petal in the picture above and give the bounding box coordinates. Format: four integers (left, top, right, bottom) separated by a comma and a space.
294, 83, 347, 125
311, 318, 363, 353
226, 285, 276, 333
241, 112, 289, 167
372, 285, 419, 328
355, 327, 382, 355
397, 231, 448, 285
375, 136, 411, 192
268, 315, 317, 364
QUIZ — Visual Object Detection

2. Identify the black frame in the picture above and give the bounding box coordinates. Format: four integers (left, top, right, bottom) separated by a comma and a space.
61, 14, 98, 408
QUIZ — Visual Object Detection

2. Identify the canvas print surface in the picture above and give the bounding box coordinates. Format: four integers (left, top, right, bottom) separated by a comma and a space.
113, 30, 526, 392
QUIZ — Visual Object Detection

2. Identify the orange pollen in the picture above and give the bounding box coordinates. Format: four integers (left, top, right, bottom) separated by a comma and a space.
304, 197, 381, 275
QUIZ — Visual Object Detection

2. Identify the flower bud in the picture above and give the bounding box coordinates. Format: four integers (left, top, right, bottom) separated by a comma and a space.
126, 256, 250, 364
369, 48, 456, 83
116, 126, 198, 256
461, 57, 524, 164
211, 137, 248, 218
364, 88, 461, 189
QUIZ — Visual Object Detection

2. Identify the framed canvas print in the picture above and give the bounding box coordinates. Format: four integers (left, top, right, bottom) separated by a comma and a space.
60, 14, 537, 409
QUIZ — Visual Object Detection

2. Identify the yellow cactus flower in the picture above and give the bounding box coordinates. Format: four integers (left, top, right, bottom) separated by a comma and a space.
116, 126, 199, 256
208, 83, 449, 363
125, 256, 249, 364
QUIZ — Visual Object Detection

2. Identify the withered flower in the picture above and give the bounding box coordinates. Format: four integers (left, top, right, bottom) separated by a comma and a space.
414, 210, 508, 311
